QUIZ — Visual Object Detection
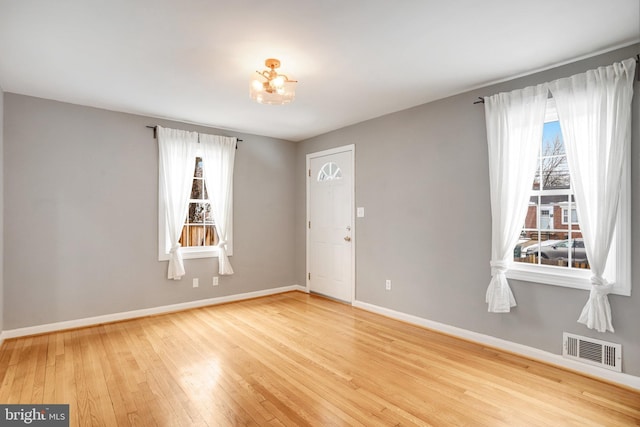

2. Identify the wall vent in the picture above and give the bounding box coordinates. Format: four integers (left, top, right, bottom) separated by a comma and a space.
563, 333, 621, 372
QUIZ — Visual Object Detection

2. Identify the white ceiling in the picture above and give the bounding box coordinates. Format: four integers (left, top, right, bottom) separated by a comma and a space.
1, 1, 638, 142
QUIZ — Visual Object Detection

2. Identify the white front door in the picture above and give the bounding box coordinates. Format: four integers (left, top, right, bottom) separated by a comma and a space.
307, 146, 354, 302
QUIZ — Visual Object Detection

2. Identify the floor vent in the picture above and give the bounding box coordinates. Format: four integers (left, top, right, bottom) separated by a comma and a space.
563, 333, 621, 372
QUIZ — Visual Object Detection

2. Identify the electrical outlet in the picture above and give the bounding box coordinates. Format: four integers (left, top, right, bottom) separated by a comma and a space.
385, 279, 391, 291
213, 276, 219, 286
193, 278, 199, 288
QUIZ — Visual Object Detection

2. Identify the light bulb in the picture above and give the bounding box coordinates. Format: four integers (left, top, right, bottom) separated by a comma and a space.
271, 76, 285, 89
251, 79, 264, 91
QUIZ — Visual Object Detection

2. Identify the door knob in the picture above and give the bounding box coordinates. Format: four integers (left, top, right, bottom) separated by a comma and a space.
344, 236, 351, 242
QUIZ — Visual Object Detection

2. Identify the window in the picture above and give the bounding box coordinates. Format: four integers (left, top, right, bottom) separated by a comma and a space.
179, 157, 219, 249
515, 101, 587, 270
317, 162, 343, 181
508, 98, 630, 295
158, 153, 232, 262
561, 207, 578, 225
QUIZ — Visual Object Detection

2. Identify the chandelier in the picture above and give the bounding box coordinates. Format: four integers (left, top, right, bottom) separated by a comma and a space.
250, 58, 297, 105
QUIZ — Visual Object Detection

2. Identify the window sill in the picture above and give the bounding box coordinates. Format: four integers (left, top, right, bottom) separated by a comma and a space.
506, 262, 629, 296
158, 246, 232, 261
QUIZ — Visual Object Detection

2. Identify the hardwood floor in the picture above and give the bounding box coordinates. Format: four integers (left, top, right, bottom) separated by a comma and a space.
0, 291, 638, 426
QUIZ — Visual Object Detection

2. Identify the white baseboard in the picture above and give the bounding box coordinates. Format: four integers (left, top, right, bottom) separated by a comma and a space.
353, 300, 640, 391
2, 285, 306, 340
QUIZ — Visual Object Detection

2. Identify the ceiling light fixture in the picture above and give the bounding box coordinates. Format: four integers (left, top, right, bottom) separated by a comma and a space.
250, 58, 297, 105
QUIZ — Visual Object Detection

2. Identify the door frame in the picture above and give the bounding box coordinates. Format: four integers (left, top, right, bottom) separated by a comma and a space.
306, 144, 356, 303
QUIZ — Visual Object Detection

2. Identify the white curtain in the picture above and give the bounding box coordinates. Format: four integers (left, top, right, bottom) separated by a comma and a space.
200, 134, 236, 275
549, 58, 636, 333
158, 126, 198, 280
484, 84, 549, 312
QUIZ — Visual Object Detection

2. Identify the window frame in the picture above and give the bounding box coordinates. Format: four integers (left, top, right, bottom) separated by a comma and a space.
506, 98, 631, 296
561, 206, 578, 225
158, 148, 233, 261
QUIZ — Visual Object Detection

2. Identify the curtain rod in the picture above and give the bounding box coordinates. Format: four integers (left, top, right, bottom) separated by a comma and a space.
146, 125, 242, 147
474, 55, 640, 105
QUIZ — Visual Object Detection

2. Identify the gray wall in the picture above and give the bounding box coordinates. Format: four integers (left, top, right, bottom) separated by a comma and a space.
295, 44, 640, 376
3, 94, 297, 329
0, 87, 4, 333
